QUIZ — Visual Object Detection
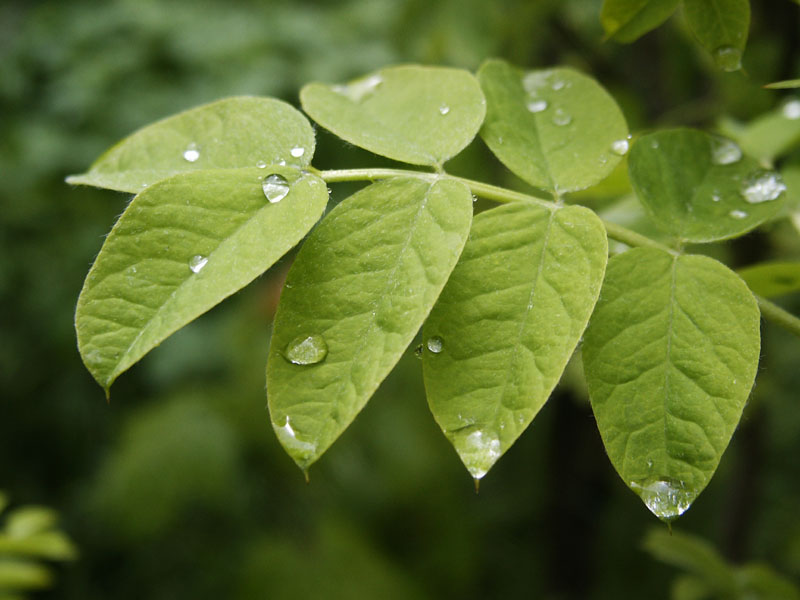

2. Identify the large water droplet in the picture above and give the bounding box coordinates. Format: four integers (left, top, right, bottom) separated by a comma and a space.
730, 209, 748, 219
189, 255, 208, 273
333, 74, 383, 102
782, 99, 800, 120
610, 139, 629, 156
262, 174, 290, 203
439, 104, 450, 115
631, 479, 692, 520
272, 416, 317, 463
284, 334, 328, 365
551, 108, 572, 126
526, 99, 548, 113
458, 429, 501, 480
711, 139, 742, 165
183, 143, 200, 162
290, 146, 305, 158
426, 336, 444, 354
712, 45, 742, 72
741, 171, 786, 203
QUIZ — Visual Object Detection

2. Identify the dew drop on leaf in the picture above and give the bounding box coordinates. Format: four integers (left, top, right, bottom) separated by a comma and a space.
551, 79, 565, 91
256, 160, 267, 168
730, 209, 748, 219
631, 479, 692, 521
610, 139, 630, 155
426, 336, 444, 353
439, 104, 450, 115
711, 192, 721, 202
712, 45, 742, 72
182, 143, 200, 162
272, 416, 317, 462
741, 171, 786, 203
290, 146, 305, 158
283, 334, 328, 365
551, 108, 572, 126
188, 255, 209, 273
526, 99, 548, 113
782, 99, 800, 120
332, 74, 383, 102
262, 174, 290, 204
711, 139, 742, 165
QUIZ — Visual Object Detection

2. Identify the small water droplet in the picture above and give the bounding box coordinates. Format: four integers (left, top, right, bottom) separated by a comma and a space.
459, 429, 501, 480
256, 160, 267, 168
711, 139, 742, 165
262, 174, 290, 203
551, 80, 565, 91
741, 170, 786, 203
333, 73, 383, 102
610, 139, 629, 156
631, 479, 692, 520
189, 255, 208, 273
426, 336, 444, 354
730, 209, 748, 219
551, 108, 572, 126
712, 45, 742, 72
526, 99, 548, 113
782, 99, 800, 120
650, 140, 660, 149
283, 334, 328, 365
711, 192, 721, 202
273, 416, 317, 463
183, 143, 200, 162
439, 104, 450, 115
290, 146, 305, 158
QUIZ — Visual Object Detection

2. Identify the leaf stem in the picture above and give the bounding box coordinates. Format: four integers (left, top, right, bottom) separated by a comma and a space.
317, 167, 800, 338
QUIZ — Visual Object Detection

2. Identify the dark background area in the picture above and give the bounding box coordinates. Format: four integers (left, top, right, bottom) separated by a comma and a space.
1, 0, 800, 598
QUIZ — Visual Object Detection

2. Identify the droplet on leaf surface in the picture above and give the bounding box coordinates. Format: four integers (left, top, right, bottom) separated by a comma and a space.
610, 139, 629, 155
426, 336, 444, 354
711, 139, 742, 165
782, 99, 800, 120
188, 255, 208, 273
290, 146, 305, 158
262, 174, 290, 204
283, 334, 328, 365
551, 108, 572, 126
182, 143, 200, 162
741, 171, 786, 204
526, 99, 548, 113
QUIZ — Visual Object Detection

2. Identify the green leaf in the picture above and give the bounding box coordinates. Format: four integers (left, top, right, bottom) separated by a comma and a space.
477, 59, 629, 195
737, 565, 800, 600
0, 532, 78, 561
582, 248, 761, 520
66, 97, 315, 193
4, 508, 57, 538
76, 167, 328, 392
601, 0, 680, 43
422, 202, 607, 479
628, 129, 787, 243
0, 559, 51, 590
765, 79, 800, 89
299, 66, 485, 167
737, 261, 800, 298
682, 0, 750, 71
736, 99, 800, 164
267, 177, 473, 470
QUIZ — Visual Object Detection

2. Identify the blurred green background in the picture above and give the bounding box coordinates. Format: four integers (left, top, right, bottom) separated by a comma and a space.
2, 0, 800, 598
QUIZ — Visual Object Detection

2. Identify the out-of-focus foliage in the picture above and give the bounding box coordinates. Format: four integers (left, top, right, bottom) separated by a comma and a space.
2, 0, 800, 598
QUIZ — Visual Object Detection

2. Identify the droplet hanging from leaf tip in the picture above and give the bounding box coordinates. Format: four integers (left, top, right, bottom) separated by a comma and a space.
631, 479, 692, 521
262, 174, 290, 203
473, 478, 481, 494
283, 333, 328, 365
188, 255, 208, 273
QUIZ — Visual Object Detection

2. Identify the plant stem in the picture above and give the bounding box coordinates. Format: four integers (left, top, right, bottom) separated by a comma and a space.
317, 167, 800, 339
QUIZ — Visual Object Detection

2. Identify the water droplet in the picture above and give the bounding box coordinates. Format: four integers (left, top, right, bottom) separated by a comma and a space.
551, 108, 572, 126
551, 80, 565, 91
711, 192, 721, 202
631, 479, 692, 520
712, 45, 742, 72
273, 416, 317, 463
290, 146, 305, 158
262, 174, 290, 203
439, 104, 450, 115
741, 170, 786, 203
526, 99, 548, 113
188, 255, 208, 273
426, 336, 444, 354
333, 73, 383, 102
650, 140, 660, 149
256, 160, 267, 168
730, 209, 748, 219
711, 139, 742, 165
283, 334, 328, 365
459, 430, 501, 480
182, 143, 200, 162
782, 99, 800, 120
610, 139, 629, 156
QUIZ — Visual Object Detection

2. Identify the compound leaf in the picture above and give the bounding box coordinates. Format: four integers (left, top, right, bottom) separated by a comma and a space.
583, 248, 761, 520
423, 202, 607, 479
300, 66, 485, 167
267, 177, 473, 470
66, 97, 315, 193
683, 0, 750, 71
478, 59, 629, 195
628, 129, 786, 243
601, 0, 680, 43
77, 167, 328, 393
